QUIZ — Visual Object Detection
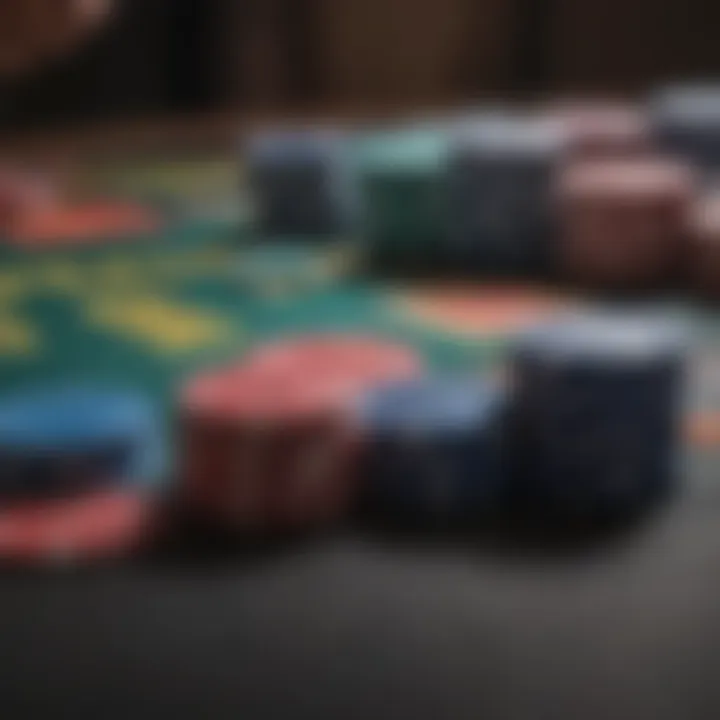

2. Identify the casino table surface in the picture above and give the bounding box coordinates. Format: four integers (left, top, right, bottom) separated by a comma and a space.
3, 119, 720, 720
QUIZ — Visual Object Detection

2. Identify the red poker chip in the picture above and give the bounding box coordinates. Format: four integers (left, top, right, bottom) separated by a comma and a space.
181, 412, 359, 531
181, 365, 347, 424
0, 490, 154, 565
693, 194, 720, 239
546, 102, 650, 159
556, 158, 694, 288
179, 338, 421, 532
557, 158, 694, 201
245, 335, 423, 405
179, 351, 392, 531
180, 367, 351, 526
690, 194, 720, 297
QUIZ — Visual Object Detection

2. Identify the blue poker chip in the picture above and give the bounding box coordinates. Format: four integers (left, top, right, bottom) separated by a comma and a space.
0, 386, 163, 499
245, 127, 347, 164
650, 84, 720, 172
449, 115, 565, 158
244, 127, 357, 236
445, 116, 561, 275
651, 84, 720, 129
358, 377, 506, 518
358, 377, 503, 436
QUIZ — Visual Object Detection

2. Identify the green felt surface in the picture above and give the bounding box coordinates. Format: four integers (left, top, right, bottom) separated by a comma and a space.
0, 156, 718, 483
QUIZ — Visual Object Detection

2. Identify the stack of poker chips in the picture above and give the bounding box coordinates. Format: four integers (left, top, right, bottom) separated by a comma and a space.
555, 158, 694, 290
180, 368, 360, 532
174, 302, 690, 533
179, 337, 422, 533
353, 127, 448, 272
650, 85, 720, 174
0, 386, 163, 564
509, 312, 686, 520
245, 128, 357, 238
358, 377, 505, 521
445, 115, 562, 277
238, 82, 720, 294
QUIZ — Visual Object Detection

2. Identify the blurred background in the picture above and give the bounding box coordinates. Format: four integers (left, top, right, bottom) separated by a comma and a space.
3, 0, 720, 132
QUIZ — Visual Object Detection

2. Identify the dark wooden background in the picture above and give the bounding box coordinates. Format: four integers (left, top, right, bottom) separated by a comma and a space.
3, 0, 720, 129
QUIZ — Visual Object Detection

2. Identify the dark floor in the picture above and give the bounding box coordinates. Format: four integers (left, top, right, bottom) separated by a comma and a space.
0, 449, 719, 720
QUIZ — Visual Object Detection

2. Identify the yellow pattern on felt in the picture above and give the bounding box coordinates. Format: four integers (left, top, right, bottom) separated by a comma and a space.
62, 249, 227, 299
97, 160, 238, 204
0, 269, 32, 305
0, 314, 38, 356
33, 261, 86, 295
86, 295, 234, 354
147, 248, 231, 282
93, 258, 150, 291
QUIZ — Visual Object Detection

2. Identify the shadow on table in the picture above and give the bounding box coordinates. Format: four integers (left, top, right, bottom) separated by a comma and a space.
138, 495, 670, 572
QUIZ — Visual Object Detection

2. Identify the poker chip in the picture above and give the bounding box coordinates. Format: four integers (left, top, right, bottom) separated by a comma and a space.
513, 311, 686, 364
245, 127, 356, 237
445, 115, 562, 276
179, 365, 361, 532
556, 158, 694, 289
0, 490, 154, 565
358, 377, 506, 519
180, 336, 421, 531
182, 364, 345, 423
650, 84, 720, 172
353, 128, 448, 271
0, 386, 163, 497
689, 193, 720, 299
509, 311, 686, 519
544, 101, 651, 159
246, 335, 423, 404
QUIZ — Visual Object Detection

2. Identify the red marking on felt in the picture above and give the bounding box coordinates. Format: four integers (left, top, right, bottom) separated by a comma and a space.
0, 170, 57, 227
7, 201, 160, 247
401, 285, 568, 335
686, 412, 720, 448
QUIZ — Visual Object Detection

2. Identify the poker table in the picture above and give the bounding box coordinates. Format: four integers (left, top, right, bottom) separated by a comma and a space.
3, 119, 720, 720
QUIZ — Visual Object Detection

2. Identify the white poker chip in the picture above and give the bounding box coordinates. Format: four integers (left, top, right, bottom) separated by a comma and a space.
652, 85, 720, 126
515, 310, 688, 365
